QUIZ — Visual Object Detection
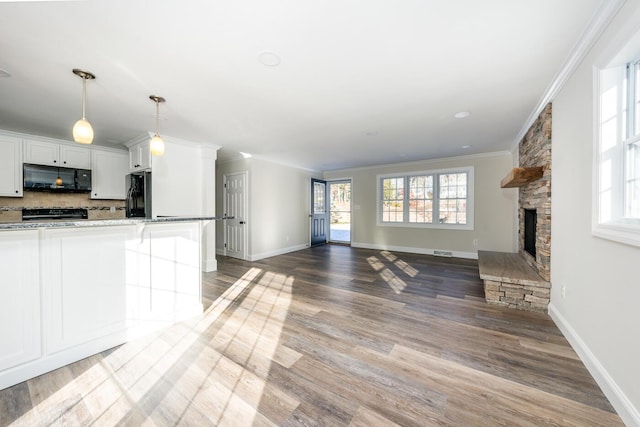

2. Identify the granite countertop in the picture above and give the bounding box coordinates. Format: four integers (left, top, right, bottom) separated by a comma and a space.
0, 216, 232, 230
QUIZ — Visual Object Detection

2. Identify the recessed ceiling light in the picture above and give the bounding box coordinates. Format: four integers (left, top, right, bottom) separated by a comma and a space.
0, 68, 11, 78
461, 145, 472, 149
454, 111, 471, 119
259, 51, 281, 67
240, 152, 252, 158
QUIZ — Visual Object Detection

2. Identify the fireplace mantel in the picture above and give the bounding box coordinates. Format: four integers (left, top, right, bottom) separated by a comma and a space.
500, 166, 544, 188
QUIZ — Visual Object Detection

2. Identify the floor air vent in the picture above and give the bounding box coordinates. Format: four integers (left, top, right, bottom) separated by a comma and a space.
433, 250, 453, 257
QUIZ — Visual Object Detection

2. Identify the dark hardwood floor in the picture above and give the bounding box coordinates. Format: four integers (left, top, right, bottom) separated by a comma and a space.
0, 245, 623, 426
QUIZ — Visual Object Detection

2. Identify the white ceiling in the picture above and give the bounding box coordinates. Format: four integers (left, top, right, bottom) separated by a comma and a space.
0, 0, 605, 171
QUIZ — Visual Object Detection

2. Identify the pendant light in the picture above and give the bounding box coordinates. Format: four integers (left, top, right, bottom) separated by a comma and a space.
149, 95, 166, 156
72, 69, 95, 144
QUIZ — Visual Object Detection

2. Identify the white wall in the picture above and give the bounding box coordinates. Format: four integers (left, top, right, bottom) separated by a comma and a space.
216, 156, 319, 260
146, 135, 219, 271
324, 152, 516, 257
551, 1, 640, 425
152, 137, 203, 217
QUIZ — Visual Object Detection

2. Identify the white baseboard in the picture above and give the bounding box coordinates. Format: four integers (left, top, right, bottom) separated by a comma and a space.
548, 303, 640, 427
202, 257, 217, 272
351, 241, 478, 260
250, 243, 309, 261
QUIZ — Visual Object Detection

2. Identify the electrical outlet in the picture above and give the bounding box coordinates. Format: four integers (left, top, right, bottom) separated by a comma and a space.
561, 284, 567, 299
110, 206, 116, 213
473, 239, 479, 247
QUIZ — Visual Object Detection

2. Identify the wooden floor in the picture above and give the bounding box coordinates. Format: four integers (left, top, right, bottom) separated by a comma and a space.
0, 245, 623, 426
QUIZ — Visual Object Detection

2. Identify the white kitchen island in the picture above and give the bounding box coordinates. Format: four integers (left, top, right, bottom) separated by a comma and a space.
0, 217, 221, 390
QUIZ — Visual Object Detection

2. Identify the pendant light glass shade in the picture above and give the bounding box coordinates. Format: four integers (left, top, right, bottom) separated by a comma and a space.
149, 95, 166, 156
73, 118, 93, 144
72, 69, 95, 144
150, 134, 165, 156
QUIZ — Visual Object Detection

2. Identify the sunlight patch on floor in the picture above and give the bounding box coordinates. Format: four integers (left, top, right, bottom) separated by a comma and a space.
366, 256, 384, 271
38, 266, 301, 426
380, 250, 397, 262
394, 259, 419, 277
367, 252, 419, 294
380, 268, 407, 294
202, 269, 296, 425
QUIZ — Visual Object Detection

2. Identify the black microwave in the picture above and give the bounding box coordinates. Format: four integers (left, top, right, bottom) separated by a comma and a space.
23, 163, 92, 192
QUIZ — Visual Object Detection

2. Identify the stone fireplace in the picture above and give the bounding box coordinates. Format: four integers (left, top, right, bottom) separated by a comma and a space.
477, 104, 551, 311
518, 103, 551, 282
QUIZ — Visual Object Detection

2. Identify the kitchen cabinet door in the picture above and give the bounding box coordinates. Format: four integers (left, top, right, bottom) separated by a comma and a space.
129, 141, 151, 172
42, 226, 138, 354
24, 139, 91, 169
0, 136, 23, 197
0, 230, 41, 372
24, 139, 59, 166
59, 144, 91, 169
91, 149, 129, 199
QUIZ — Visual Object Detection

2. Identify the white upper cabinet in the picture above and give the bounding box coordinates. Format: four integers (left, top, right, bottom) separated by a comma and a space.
24, 139, 91, 169
60, 145, 91, 169
0, 136, 23, 197
129, 141, 151, 172
91, 149, 129, 200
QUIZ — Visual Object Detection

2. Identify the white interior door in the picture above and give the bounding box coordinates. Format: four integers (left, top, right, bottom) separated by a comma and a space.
224, 171, 248, 260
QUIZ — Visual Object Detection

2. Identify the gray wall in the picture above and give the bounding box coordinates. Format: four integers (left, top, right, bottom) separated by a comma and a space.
551, 1, 640, 423
323, 152, 516, 257
216, 156, 319, 260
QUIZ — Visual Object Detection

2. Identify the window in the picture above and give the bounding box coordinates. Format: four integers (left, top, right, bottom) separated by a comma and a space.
381, 177, 404, 222
408, 175, 433, 223
625, 61, 640, 219
378, 167, 474, 230
594, 54, 640, 246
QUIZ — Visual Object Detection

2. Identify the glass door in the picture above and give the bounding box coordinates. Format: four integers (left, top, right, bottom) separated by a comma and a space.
329, 180, 351, 244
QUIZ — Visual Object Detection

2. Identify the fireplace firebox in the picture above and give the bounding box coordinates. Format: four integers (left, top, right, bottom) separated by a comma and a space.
524, 209, 537, 258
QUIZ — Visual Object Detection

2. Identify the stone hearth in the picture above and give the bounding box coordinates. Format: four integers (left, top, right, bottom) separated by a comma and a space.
478, 251, 550, 311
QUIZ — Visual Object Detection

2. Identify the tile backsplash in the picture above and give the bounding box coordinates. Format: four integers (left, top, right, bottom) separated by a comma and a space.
0, 192, 125, 222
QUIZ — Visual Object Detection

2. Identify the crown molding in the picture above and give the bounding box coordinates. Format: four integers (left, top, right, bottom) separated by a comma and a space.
324, 150, 511, 174
124, 132, 220, 151
511, 0, 626, 150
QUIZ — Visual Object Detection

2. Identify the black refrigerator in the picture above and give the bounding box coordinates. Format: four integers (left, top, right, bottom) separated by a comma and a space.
125, 171, 152, 218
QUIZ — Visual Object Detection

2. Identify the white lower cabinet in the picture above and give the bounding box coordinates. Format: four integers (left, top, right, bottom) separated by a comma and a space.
42, 226, 138, 353
0, 230, 40, 372
0, 221, 203, 391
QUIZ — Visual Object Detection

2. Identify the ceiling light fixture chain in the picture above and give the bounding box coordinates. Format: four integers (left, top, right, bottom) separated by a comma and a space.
72, 68, 96, 144
149, 95, 166, 156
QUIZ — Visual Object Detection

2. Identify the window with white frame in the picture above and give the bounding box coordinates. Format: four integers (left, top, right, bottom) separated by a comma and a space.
594, 55, 640, 246
625, 61, 640, 219
378, 167, 474, 230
